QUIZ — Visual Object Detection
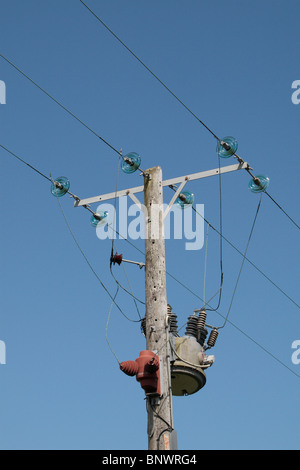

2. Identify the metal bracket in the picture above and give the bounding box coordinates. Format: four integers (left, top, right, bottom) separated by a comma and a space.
74, 162, 248, 208
127, 191, 145, 213
163, 179, 188, 222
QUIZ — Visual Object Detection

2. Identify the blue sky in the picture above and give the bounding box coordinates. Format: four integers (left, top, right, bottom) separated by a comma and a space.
0, 0, 299, 450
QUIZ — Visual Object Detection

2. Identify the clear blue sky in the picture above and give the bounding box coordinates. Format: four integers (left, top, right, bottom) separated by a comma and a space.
0, 0, 299, 450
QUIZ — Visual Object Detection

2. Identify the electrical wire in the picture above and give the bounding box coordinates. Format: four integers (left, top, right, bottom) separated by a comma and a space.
203, 224, 209, 306
265, 191, 300, 231
3, 24, 298, 235
52, 183, 140, 324
109, 153, 145, 309
111, 154, 122, 254
1, 142, 299, 380
218, 194, 263, 329
0, 53, 121, 157
0, 54, 148, 312
167, 184, 300, 310
76, 3, 300, 381
148, 396, 174, 431
105, 286, 121, 365
110, 225, 300, 380
0, 139, 141, 359
173, 316, 300, 380
79, 2, 300, 234
79, 0, 219, 142
122, 263, 143, 319
0, 143, 52, 183
109, 215, 300, 313
0, 144, 144, 322
1, 21, 298, 387
206, 154, 224, 312
109, 264, 145, 306
1, 138, 298, 312
190, 203, 300, 310
3, 49, 298, 234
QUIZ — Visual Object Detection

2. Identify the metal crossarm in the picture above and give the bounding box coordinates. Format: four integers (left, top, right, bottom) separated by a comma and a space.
74, 162, 248, 207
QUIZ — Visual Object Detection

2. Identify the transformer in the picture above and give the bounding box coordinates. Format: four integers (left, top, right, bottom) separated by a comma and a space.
121, 310, 217, 398
170, 313, 215, 397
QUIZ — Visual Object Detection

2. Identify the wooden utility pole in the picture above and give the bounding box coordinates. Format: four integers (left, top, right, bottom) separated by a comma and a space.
144, 166, 174, 451
75, 160, 248, 451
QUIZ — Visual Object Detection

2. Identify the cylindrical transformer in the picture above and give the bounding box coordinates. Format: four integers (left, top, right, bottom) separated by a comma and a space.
171, 336, 206, 396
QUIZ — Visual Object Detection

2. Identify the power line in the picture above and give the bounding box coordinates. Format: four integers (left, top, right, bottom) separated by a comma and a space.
0, 53, 121, 157
2, 47, 297, 308
265, 191, 300, 231
0, 140, 145, 325
3, 48, 298, 234
84, 0, 299, 234
110, 220, 300, 342
2, 33, 299, 235
218, 317, 300, 380
2, 140, 299, 311
79, 1, 300, 233
1, 11, 298, 441
190, 203, 300, 310
167, 185, 300, 310
111, 224, 300, 380
53, 184, 141, 324
1, 141, 298, 380
79, 0, 219, 142
0, 143, 52, 183
0, 140, 139, 323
